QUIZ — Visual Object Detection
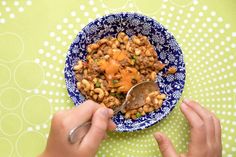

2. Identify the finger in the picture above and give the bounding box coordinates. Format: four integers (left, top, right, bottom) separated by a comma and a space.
108, 120, 116, 131
69, 100, 113, 121
212, 113, 222, 150
154, 132, 178, 157
180, 102, 207, 150
79, 107, 110, 156
180, 154, 187, 157
183, 99, 215, 144
106, 109, 116, 131
51, 110, 70, 128
64, 100, 102, 127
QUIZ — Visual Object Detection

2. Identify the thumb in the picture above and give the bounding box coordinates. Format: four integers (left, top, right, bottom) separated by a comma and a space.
154, 132, 178, 157
79, 108, 110, 156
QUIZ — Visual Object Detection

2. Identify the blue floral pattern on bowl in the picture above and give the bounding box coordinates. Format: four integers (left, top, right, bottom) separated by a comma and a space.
64, 12, 185, 132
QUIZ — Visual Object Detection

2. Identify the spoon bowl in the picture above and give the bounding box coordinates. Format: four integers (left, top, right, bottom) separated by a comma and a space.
114, 81, 159, 114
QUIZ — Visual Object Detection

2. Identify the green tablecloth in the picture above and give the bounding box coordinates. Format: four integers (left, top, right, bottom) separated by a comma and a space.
0, 0, 235, 156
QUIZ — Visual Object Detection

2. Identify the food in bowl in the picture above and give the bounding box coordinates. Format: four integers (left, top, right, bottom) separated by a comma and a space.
73, 32, 168, 119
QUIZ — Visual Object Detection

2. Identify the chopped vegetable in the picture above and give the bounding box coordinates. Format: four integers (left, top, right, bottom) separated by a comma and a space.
136, 112, 141, 118
95, 81, 101, 88
116, 93, 125, 99
112, 79, 119, 84
110, 93, 116, 97
131, 59, 135, 65
93, 50, 97, 54
132, 55, 137, 60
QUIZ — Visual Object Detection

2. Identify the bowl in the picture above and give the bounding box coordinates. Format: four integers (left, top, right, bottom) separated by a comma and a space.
64, 12, 185, 132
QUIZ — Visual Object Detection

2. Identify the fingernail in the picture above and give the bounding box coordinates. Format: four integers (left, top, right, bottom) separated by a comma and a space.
183, 98, 191, 104
181, 102, 188, 109
100, 108, 109, 117
108, 109, 114, 116
154, 132, 162, 142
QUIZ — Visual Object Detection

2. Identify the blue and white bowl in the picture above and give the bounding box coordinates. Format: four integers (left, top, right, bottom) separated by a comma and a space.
65, 12, 185, 132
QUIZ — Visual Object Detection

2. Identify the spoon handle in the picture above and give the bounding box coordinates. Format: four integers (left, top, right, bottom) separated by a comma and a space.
68, 121, 92, 144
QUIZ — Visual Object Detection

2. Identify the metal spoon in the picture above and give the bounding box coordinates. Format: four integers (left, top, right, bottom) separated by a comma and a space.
113, 81, 159, 114
68, 81, 158, 144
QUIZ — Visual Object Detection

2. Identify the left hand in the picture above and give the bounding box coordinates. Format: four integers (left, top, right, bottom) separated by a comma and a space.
154, 99, 222, 157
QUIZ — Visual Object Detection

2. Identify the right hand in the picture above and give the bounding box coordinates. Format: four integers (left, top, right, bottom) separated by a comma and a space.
39, 100, 116, 157
154, 99, 222, 157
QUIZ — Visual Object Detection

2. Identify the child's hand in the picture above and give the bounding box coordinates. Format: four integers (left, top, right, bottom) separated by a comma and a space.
154, 99, 222, 157
39, 100, 116, 157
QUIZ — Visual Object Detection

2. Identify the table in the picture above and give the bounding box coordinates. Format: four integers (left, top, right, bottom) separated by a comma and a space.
0, 0, 235, 156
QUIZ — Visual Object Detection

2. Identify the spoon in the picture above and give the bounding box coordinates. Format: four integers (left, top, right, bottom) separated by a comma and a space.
113, 81, 159, 114
68, 81, 159, 144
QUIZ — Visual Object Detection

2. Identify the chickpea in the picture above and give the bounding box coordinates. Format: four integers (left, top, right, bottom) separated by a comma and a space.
76, 82, 81, 89
145, 96, 151, 104
123, 35, 129, 43
157, 94, 166, 100
83, 69, 88, 76
104, 55, 110, 60
153, 98, 159, 105
130, 109, 137, 114
87, 43, 99, 53
112, 39, 120, 47
117, 32, 126, 42
98, 38, 108, 45
134, 48, 141, 55
89, 90, 94, 96
97, 50, 103, 56
112, 48, 121, 53
132, 36, 141, 45
131, 114, 137, 120
143, 105, 149, 113
158, 99, 163, 106
92, 78, 98, 83
73, 60, 83, 70
141, 111, 146, 116
104, 90, 109, 97
145, 49, 152, 56
154, 104, 160, 109
150, 71, 157, 80
92, 94, 98, 100
125, 111, 131, 119
149, 57, 155, 62
148, 107, 154, 112
111, 88, 116, 93
167, 66, 177, 74
138, 107, 143, 113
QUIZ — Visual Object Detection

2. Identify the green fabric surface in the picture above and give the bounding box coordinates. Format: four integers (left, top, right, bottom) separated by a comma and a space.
0, 0, 235, 156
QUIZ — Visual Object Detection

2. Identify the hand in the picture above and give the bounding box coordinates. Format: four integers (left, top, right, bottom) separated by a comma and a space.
154, 99, 222, 157
39, 100, 116, 157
